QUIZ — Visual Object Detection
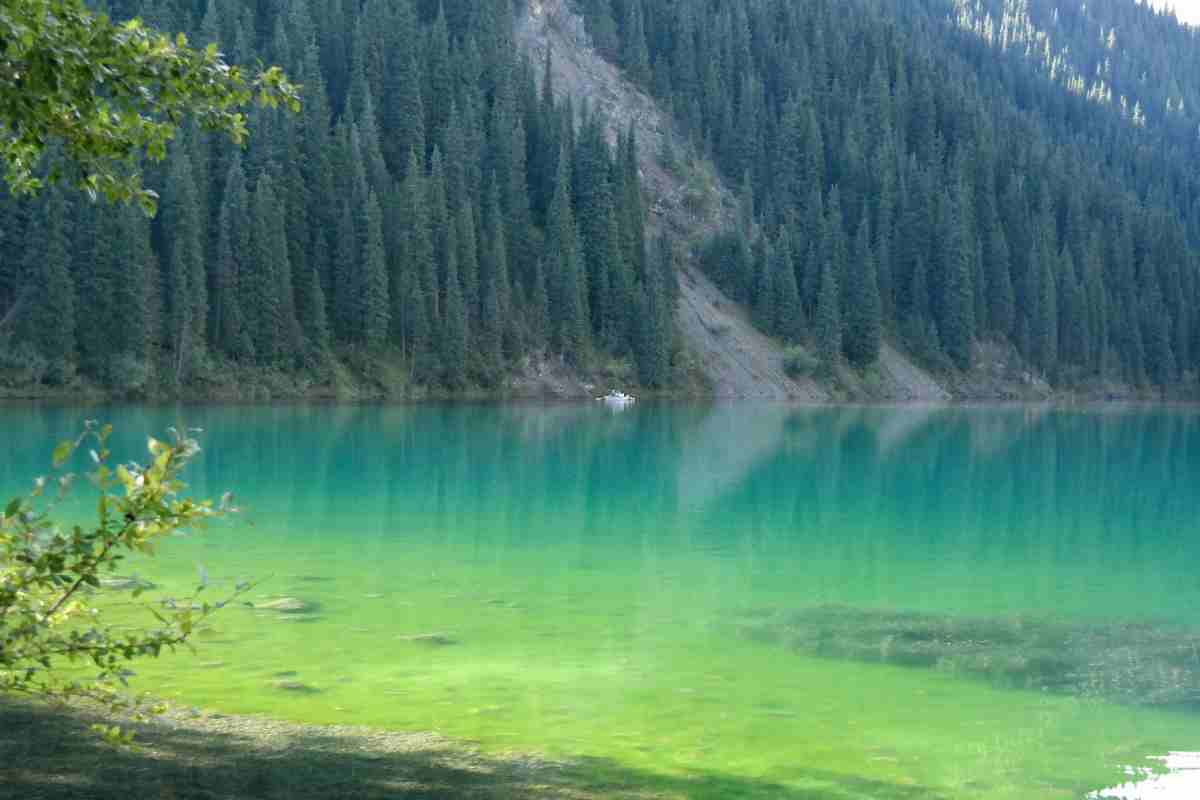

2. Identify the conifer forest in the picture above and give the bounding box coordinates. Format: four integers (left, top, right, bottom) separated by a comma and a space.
2, 0, 1200, 398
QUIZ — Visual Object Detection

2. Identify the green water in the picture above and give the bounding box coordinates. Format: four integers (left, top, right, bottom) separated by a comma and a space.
3, 403, 1199, 798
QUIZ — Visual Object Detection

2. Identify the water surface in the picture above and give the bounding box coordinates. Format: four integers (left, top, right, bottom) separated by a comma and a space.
3, 403, 1198, 799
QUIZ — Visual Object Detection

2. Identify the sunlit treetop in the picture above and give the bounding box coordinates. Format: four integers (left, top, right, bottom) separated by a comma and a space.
0, 0, 299, 214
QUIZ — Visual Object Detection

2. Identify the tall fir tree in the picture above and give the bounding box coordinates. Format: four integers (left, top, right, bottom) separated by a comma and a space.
844, 219, 882, 367
815, 254, 842, 372
21, 187, 75, 376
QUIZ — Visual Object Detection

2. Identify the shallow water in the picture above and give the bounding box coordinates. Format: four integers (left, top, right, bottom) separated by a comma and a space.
3, 403, 1199, 799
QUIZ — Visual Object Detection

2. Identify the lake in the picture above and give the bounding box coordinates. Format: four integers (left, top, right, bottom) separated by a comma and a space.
3, 403, 1199, 799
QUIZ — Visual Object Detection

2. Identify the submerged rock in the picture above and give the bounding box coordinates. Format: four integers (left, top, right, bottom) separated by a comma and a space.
254, 597, 317, 614
99, 576, 157, 591
270, 679, 320, 693
734, 605, 1200, 711
398, 633, 459, 646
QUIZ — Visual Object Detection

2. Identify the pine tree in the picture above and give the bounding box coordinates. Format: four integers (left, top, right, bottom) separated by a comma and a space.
76, 201, 117, 378
844, 219, 882, 367
545, 144, 587, 359
815, 254, 842, 372
334, 200, 359, 343
21, 187, 75, 376
937, 187, 976, 370
298, 259, 331, 355
213, 152, 251, 358
1142, 279, 1176, 387
752, 235, 775, 332
403, 149, 437, 338
441, 221, 468, 387
111, 202, 153, 368
529, 257, 550, 350
984, 208, 1014, 338
478, 178, 509, 358
162, 153, 207, 381
385, 52, 426, 178
361, 189, 389, 348
635, 236, 672, 387
247, 174, 285, 363
1034, 242, 1059, 376
456, 202, 480, 327
621, 0, 652, 85
772, 228, 803, 343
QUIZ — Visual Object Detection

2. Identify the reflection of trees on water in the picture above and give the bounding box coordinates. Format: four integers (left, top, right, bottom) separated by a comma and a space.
2, 404, 1198, 619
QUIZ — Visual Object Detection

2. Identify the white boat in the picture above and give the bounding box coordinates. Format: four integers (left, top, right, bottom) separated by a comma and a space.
598, 390, 636, 408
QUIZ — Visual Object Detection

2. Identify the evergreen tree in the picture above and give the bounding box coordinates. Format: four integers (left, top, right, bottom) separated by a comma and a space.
161, 153, 207, 381
384, 51, 426, 178
772, 228, 804, 343
213, 152, 251, 359
110, 203, 153, 369
361, 189, 390, 349
479, 180, 511, 371
1034, 242, 1059, 376
21, 187, 75, 376
844, 219, 882, 367
984, 208, 1014, 338
441, 221, 469, 387
937, 187, 976, 370
545, 144, 587, 359
247, 174, 285, 363
334, 201, 359, 343
635, 236, 673, 387
815, 254, 842, 372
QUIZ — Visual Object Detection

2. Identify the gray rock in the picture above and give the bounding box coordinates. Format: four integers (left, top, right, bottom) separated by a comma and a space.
254, 597, 315, 614
398, 633, 459, 646
100, 576, 157, 591
270, 680, 320, 693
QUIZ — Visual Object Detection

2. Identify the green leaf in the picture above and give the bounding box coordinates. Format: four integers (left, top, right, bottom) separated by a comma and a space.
52, 441, 74, 467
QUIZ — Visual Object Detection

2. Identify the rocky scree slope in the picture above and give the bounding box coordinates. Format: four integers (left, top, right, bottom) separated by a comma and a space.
515, 0, 950, 401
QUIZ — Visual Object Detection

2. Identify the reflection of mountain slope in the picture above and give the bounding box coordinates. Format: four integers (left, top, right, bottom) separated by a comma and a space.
674, 405, 794, 511
870, 405, 944, 457
965, 405, 1049, 459
498, 403, 602, 444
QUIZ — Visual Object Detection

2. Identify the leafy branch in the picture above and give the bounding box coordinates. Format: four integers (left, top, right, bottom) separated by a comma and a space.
0, 0, 300, 213
0, 421, 248, 740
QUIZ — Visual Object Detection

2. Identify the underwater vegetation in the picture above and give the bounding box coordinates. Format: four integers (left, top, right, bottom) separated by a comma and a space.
734, 605, 1200, 710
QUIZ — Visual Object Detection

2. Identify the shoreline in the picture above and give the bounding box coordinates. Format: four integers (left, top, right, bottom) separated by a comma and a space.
0, 699, 622, 800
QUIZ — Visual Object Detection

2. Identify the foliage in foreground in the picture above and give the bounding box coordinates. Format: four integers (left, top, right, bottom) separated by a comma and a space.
0, 423, 242, 741
0, 0, 298, 213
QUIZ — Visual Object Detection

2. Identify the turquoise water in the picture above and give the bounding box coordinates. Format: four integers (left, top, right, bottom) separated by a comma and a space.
3, 403, 1199, 798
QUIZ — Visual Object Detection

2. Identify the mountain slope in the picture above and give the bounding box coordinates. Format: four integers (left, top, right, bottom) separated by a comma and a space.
517, 0, 814, 399
517, 0, 953, 400
577, 0, 1200, 397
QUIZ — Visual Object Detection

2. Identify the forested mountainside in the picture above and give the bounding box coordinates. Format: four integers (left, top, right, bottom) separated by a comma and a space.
0, 0, 681, 398
583, 0, 1200, 391
2, 0, 1199, 399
